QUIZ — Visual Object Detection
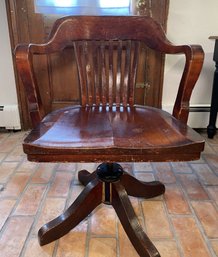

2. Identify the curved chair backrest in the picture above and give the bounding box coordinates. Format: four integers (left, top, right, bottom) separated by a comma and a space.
15, 16, 204, 127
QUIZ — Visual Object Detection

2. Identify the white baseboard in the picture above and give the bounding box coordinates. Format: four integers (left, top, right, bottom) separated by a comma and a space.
162, 104, 212, 128
0, 104, 212, 130
0, 104, 21, 130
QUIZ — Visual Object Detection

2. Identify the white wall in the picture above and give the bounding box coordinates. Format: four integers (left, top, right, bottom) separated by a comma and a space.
0, 1, 21, 129
163, 0, 218, 127
0, 1, 17, 106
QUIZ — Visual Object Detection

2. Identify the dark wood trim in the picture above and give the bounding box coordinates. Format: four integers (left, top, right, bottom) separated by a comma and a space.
5, 0, 29, 129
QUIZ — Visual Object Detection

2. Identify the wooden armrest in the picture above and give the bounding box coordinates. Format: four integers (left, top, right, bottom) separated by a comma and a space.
15, 44, 45, 127
172, 44, 204, 123
15, 16, 204, 127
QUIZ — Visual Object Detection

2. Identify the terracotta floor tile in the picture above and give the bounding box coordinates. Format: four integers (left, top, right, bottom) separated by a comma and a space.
191, 163, 218, 185
0, 152, 7, 162
118, 222, 139, 257
0, 132, 9, 141
31, 163, 55, 184
68, 185, 84, 205
13, 184, 46, 216
153, 162, 176, 184
0, 161, 18, 183
0, 173, 30, 198
154, 240, 180, 257
177, 173, 209, 200
133, 162, 153, 172
89, 237, 117, 257
77, 163, 98, 172
164, 184, 191, 214
91, 205, 116, 236
192, 201, 218, 238
5, 145, 24, 162
212, 145, 218, 154
203, 142, 216, 154
0, 199, 16, 230
33, 198, 66, 235
17, 159, 38, 173
129, 195, 142, 217
0, 130, 218, 256
56, 162, 77, 172
141, 201, 173, 239
171, 162, 193, 173
207, 186, 218, 204
23, 237, 55, 257
0, 137, 20, 153
121, 162, 133, 174
56, 220, 87, 257
8, 131, 26, 140
48, 172, 73, 197
0, 216, 33, 257
211, 240, 218, 256
134, 172, 155, 182
204, 154, 218, 171
172, 216, 211, 257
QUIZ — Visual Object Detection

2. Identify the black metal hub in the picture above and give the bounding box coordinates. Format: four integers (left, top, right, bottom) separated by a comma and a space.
96, 162, 124, 182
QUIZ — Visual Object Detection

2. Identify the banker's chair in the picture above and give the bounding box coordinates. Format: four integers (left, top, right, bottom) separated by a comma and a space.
15, 16, 204, 257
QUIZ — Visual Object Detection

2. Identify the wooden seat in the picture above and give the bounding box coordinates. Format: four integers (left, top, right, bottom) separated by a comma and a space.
15, 16, 204, 257
24, 105, 204, 162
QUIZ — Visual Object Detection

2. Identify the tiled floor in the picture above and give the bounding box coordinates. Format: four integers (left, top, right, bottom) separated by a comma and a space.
0, 130, 217, 257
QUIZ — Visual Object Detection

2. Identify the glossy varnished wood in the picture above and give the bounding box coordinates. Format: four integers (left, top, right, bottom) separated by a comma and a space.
15, 16, 205, 257
39, 166, 164, 256
79, 169, 165, 199
23, 105, 204, 162
111, 181, 160, 257
15, 16, 204, 126
39, 177, 102, 245
120, 172, 165, 198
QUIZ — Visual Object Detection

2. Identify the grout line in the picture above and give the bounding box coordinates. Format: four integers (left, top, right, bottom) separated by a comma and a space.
176, 171, 216, 257
19, 165, 58, 256
1, 131, 218, 257
84, 212, 92, 257
115, 213, 120, 257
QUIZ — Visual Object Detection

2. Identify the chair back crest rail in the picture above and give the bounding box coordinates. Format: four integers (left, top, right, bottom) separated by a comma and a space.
15, 16, 204, 127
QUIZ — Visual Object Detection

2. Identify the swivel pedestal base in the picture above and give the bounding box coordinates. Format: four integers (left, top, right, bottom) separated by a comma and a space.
38, 163, 165, 257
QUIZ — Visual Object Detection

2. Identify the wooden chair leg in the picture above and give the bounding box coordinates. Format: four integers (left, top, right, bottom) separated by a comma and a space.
112, 181, 160, 257
38, 163, 163, 257
38, 178, 102, 246
120, 172, 165, 198
78, 169, 97, 186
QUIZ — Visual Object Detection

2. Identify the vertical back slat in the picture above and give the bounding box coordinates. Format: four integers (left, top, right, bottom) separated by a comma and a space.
93, 41, 100, 106
123, 40, 131, 107
74, 39, 140, 107
74, 42, 87, 106
116, 41, 122, 107
84, 42, 94, 105
100, 42, 107, 106
129, 41, 140, 106
108, 41, 114, 106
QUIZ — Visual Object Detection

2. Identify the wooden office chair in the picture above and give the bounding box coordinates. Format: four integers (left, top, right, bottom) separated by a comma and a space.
15, 16, 204, 257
